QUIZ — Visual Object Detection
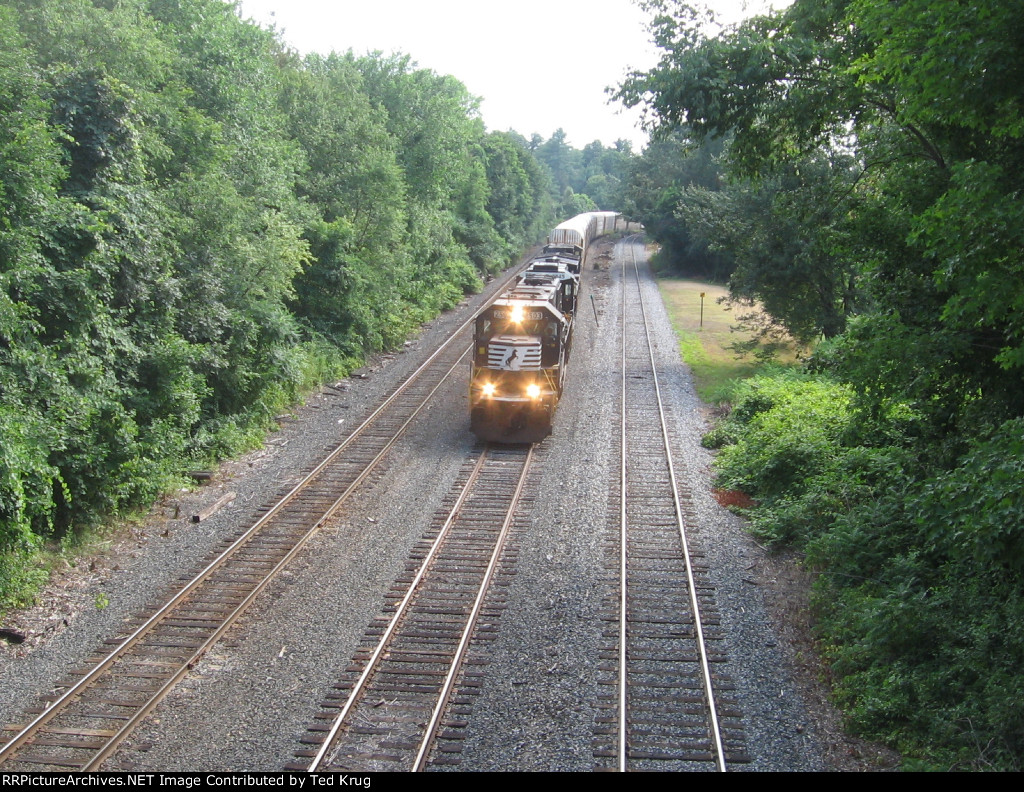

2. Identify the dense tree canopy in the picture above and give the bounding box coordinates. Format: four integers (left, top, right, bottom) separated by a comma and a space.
531, 129, 632, 215
617, 129, 728, 279
619, 0, 1024, 769
0, 0, 587, 610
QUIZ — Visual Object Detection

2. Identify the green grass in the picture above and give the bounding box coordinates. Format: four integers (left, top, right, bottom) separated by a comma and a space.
657, 278, 801, 402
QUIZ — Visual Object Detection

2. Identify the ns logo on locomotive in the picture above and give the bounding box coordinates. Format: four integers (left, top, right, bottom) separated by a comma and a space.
469, 211, 622, 443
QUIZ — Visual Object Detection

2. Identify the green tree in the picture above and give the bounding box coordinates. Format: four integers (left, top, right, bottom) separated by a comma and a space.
680, 151, 861, 342
481, 131, 552, 253
620, 129, 727, 279
620, 0, 1024, 767
0, 5, 72, 559
534, 128, 582, 196
352, 52, 485, 298
278, 52, 409, 352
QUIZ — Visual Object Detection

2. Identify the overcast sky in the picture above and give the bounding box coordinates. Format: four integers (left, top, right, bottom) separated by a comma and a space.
236, 1, 780, 150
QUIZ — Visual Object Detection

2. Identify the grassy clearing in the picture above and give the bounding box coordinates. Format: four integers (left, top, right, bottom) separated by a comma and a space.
657, 278, 801, 403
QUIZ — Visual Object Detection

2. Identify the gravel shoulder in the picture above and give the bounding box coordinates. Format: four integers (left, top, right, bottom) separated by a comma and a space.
0, 239, 894, 771
0, 275, 504, 767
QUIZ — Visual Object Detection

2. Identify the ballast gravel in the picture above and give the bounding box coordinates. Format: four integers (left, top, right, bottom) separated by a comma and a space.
0, 240, 865, 771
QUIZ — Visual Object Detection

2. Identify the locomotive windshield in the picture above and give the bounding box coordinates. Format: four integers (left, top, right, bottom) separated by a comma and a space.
476, 313, 556, 340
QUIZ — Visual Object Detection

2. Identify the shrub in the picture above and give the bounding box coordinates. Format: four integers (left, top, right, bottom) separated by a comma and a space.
806, 419, 1024, 769
713, 370, 852, 505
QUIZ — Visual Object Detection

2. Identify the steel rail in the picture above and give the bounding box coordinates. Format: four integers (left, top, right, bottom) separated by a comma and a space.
306, 448, 492, 771
618, 237, 727, 771
412, 444, 534, 771
0, 264, 524, 768
618, 237, 630, 773
77, 345, 472, 771
307, 444, 534, 772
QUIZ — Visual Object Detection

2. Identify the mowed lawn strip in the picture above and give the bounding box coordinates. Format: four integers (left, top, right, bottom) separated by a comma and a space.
657, 278, 799, 402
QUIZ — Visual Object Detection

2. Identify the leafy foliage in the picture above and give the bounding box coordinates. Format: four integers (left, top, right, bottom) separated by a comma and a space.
618, 130, 729, 279
531, 129, 632, 217
710, 369, 853, 530
679, 152, 861, 341
810, 419, 1024, 769
0, 0, 574, 614
622, 0, 1024, 768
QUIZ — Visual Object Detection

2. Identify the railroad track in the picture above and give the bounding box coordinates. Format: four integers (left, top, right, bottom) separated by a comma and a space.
0, 270, 526, 772
593, 238, 749, 770
291, 443, 535, 772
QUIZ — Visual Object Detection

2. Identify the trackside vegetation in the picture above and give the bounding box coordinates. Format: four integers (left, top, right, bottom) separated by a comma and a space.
620, 0, 1024, 770
657, 278, 801, 402
0, 0, 631, 614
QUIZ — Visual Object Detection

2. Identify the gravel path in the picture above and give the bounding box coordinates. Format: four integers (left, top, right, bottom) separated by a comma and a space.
0, 239, 840, 771
432, 240, 824, 771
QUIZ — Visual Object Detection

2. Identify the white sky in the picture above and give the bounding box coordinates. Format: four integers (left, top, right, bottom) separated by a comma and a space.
236, 1, 781, 150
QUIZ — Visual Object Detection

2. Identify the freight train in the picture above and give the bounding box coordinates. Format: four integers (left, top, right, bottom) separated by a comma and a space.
469, 211, 623, 442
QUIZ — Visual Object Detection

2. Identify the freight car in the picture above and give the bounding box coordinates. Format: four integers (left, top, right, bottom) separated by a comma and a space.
469, 211, 621, 442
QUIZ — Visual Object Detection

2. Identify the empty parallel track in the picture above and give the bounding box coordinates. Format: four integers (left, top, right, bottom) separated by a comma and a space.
593, 238, 749, 771
292, 443, 535, 772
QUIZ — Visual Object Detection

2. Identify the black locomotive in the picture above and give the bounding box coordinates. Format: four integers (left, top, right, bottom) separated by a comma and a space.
469, 212, 621, 442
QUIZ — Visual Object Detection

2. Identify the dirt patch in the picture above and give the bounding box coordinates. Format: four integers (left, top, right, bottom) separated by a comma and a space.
0, 563, 100, 656
713, 487, 756, 510
0, 484, 227, 659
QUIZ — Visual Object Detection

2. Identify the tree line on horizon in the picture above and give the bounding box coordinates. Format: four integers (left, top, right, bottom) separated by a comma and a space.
0, 0, 631, 608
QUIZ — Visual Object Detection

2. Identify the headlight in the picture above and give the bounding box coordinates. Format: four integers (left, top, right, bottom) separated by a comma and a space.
510, 304, 524, 324
526, 384, 541, 399
482, 382, 496, 397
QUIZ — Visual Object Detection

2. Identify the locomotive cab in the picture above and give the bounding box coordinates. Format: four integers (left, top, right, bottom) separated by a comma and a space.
541, 243, 584, 274
519, 262, 578, 318
470, 288, 571, 443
